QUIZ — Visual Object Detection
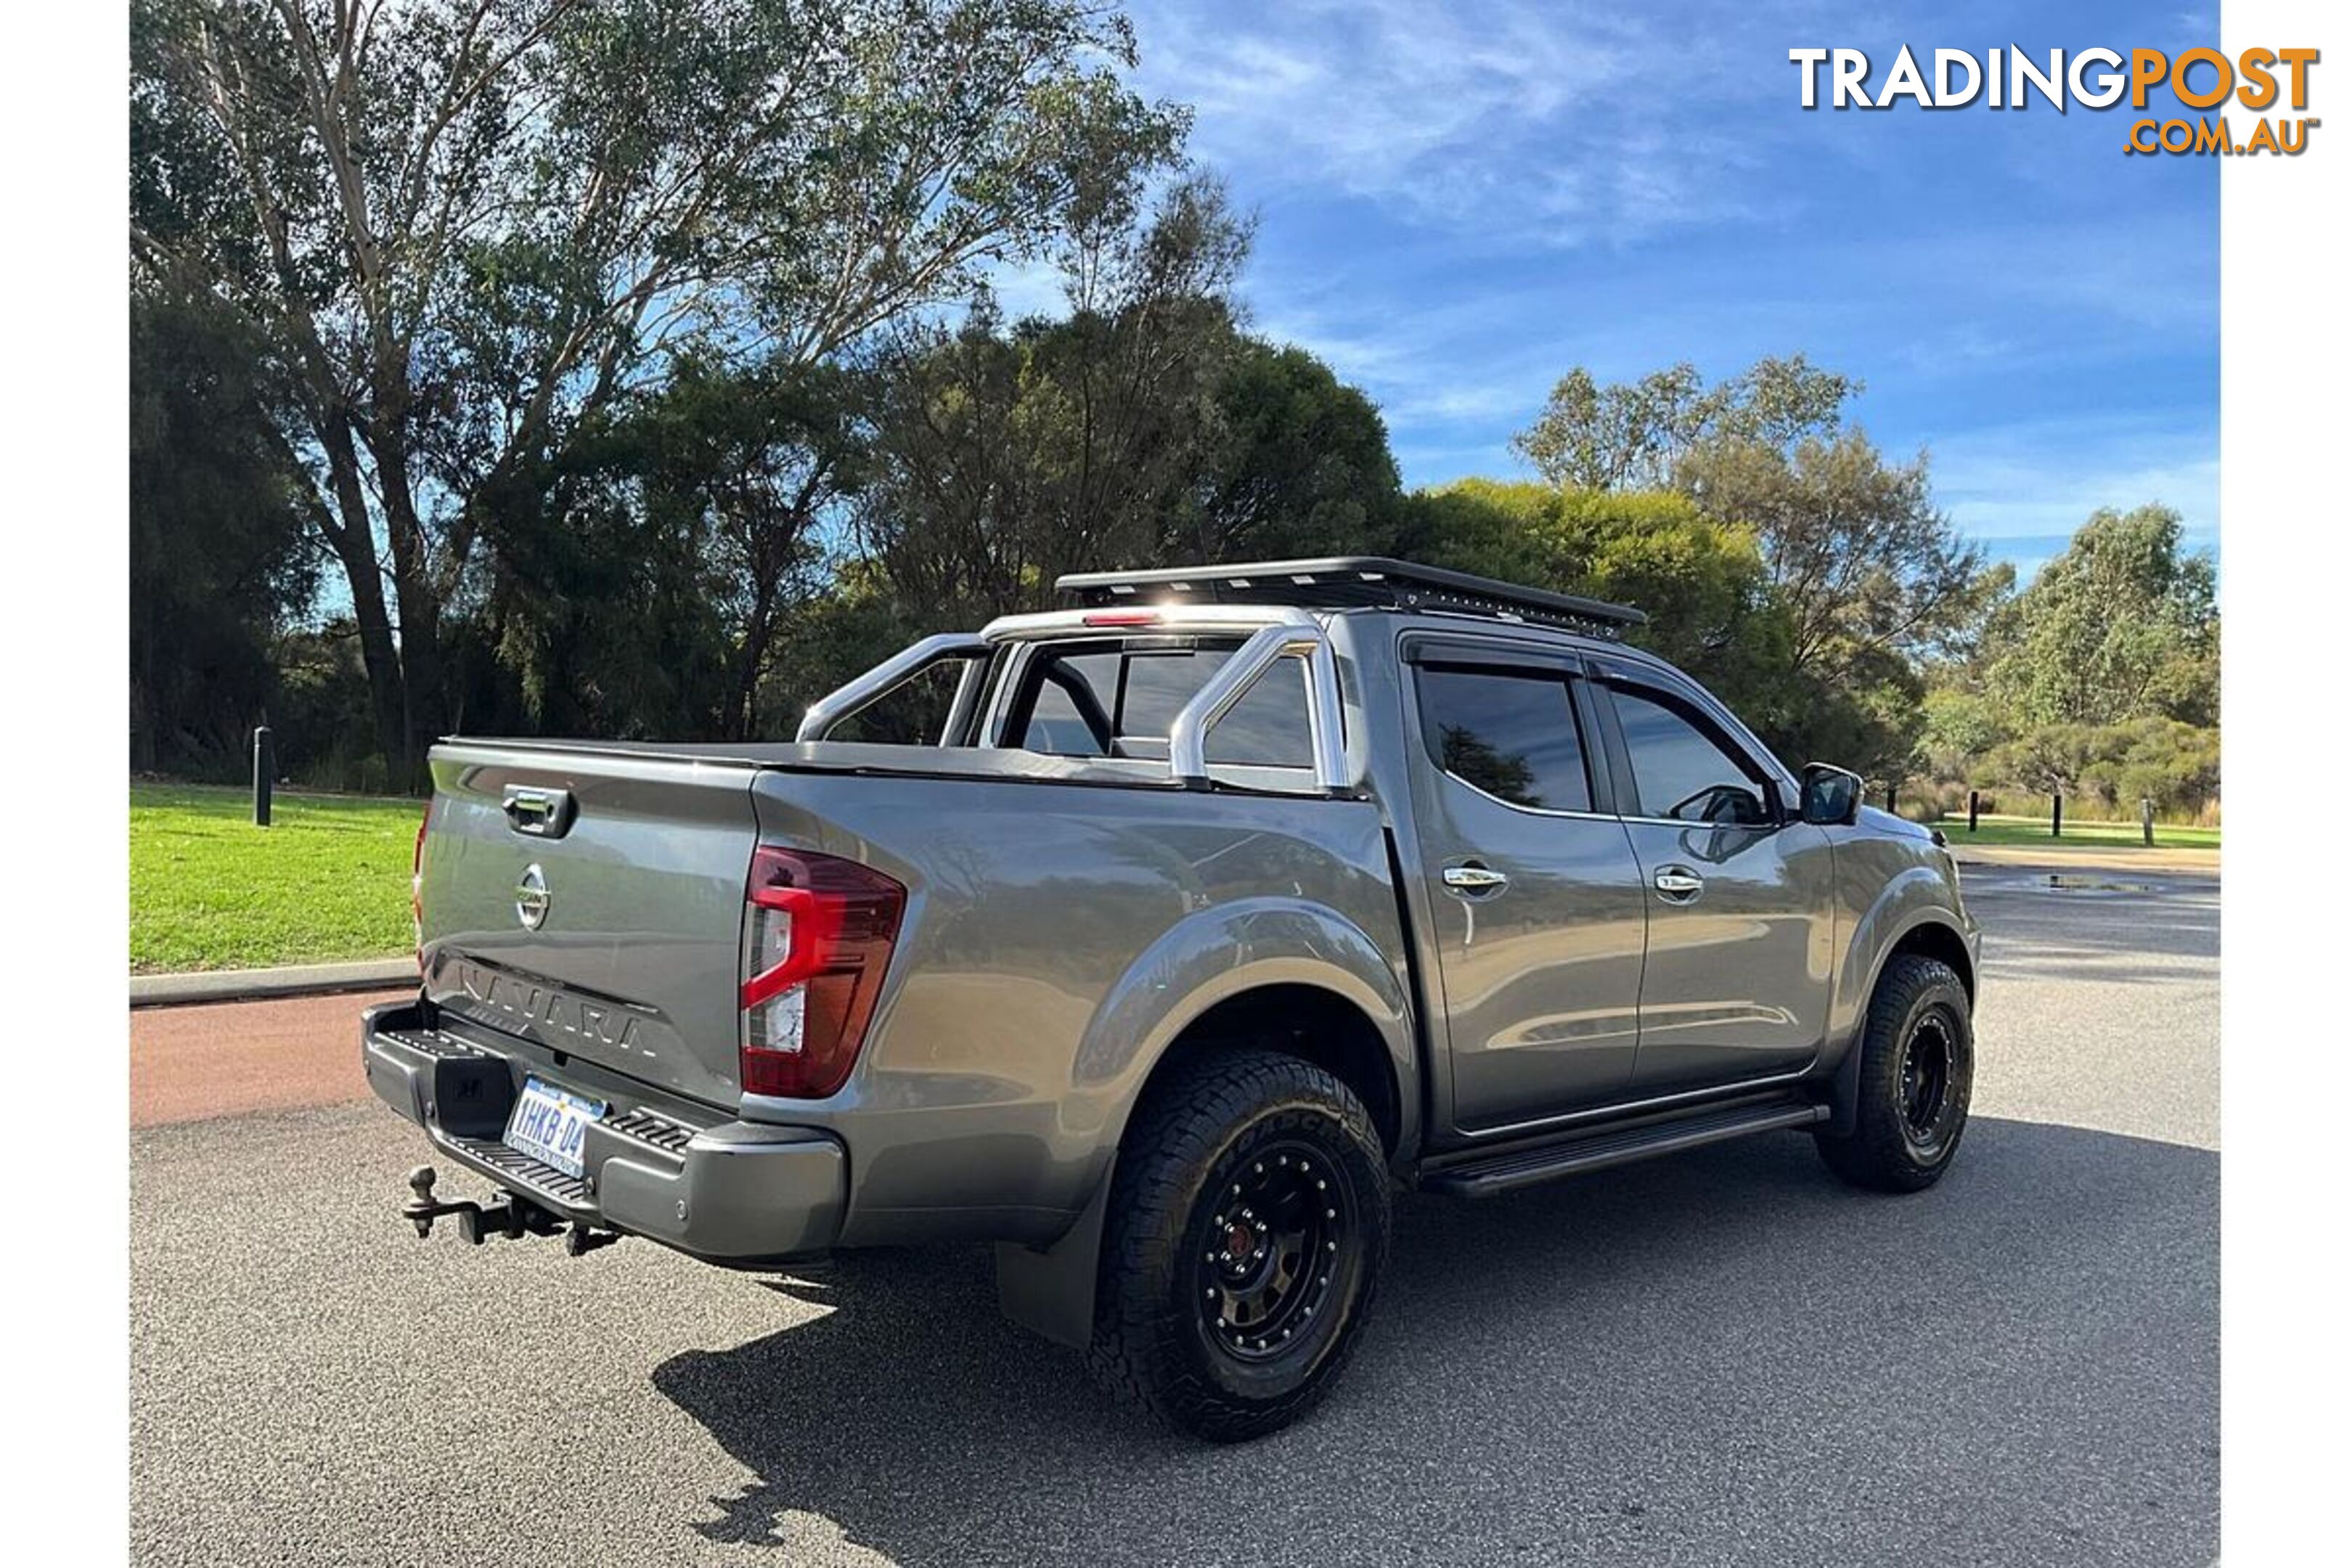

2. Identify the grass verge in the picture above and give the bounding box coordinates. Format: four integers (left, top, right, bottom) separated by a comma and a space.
131, 781, 419, 973
1937, 813, 2221, 852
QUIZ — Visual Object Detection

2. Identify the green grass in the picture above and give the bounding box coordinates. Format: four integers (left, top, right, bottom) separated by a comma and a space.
131, 781, 420, 973
1936, 812, 2221, 852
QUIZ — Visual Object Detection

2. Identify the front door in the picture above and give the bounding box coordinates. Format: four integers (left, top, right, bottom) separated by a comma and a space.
1405, 649, 1650, 1132
1595, 674, 1837, 1092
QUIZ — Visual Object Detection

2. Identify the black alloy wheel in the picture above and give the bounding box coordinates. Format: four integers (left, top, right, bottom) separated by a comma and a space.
1896, 1009, 1964, 1161
1197, 1139, 1352, 1361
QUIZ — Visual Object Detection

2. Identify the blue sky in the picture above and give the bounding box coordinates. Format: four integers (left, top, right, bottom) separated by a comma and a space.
1080, 0, 2221, 580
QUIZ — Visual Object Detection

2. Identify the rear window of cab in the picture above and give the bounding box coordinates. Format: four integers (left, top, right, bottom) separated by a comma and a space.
1016, 641, 1314, 768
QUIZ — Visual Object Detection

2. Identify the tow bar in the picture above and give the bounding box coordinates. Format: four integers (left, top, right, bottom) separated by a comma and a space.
401, 1164, 622, 1256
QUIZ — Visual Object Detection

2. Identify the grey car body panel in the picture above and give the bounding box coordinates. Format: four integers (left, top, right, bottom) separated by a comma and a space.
1412, 778, 1651, 1128
380, 600, 1977, 1291
1613, 816, 1839, 1092
421, 745, 762, 1109
1829, 809, 1978, 1025
1395, 656, 1650, 1128
738, 768, 1411, 1245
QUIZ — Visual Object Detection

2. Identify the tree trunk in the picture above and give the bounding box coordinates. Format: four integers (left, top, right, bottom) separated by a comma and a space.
731, 621, 771, 741
373, 425, 450, 789
312, 417, 410, 776
728, 563, 783, 741
130, 672, 158, 775
396, 576, 449, 784
321, 520, 408, 776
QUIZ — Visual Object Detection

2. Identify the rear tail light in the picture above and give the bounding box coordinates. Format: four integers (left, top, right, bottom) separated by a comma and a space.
739, 847, 907, 1099
411, 801, 432, 971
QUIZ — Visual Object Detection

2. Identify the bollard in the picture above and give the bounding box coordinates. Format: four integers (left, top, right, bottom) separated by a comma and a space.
1967, 789, 1980, 834
2141, 797, 2156, 848
253, 726, 274, 828
1885, 781, 1898, 814
2050, 792, 2062, 838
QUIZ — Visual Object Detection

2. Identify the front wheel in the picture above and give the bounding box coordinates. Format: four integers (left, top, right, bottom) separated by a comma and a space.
1816, 954, 1975, 1193
1089, 1050, 1392, 1442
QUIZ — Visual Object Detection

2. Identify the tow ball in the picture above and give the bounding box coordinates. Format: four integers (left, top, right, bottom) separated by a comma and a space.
401, 1164, 618, 1254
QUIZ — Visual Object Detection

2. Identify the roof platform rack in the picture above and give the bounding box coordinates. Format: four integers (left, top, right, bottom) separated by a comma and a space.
1055, 557, 1646, 638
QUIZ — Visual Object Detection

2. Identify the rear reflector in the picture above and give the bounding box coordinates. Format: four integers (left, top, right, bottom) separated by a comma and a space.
739, 848, 906, 1099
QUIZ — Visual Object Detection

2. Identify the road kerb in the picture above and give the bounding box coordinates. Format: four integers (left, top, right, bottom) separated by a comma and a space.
131, 957, 417, 1009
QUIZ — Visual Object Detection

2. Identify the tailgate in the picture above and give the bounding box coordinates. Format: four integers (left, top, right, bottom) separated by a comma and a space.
419, 743, 758, 1108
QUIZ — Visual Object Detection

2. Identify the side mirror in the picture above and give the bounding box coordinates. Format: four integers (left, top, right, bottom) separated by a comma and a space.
1799, 762, 1863, 827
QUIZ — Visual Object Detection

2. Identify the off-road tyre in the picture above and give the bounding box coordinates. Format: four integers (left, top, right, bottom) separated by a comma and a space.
1088, 1050, 1391, 1442
1816, 954, 1974, 1193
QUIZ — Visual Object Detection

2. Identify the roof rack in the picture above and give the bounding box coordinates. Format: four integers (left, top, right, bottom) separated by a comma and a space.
1055, 557, 1646, 638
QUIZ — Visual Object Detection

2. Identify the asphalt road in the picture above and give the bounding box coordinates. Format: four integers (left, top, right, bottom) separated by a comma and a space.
129, 868, 2218, 1567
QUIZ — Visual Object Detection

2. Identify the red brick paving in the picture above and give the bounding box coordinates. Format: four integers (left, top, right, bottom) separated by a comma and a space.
130, 989, 412, 1127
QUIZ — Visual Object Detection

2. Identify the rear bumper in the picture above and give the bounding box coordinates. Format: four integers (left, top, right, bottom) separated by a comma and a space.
362, 999, 845, 1264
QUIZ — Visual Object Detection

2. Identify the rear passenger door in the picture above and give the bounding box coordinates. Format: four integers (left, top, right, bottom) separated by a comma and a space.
1592, 667, 1836, 1093
1402, 642, 1650, 1132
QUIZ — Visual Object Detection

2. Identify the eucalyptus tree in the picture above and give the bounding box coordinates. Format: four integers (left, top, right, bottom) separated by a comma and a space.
1677, 430, 2000, 679
1511, 354, 1858, 492
1988, 504, 2218, 727
853, 172, 1254, 619
131, 0, 1185, 777
130, 290, 321, 773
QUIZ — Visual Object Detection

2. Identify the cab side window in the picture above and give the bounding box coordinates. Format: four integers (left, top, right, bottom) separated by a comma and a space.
1609, 685, 1772, 825
1415, 665, 1593, 812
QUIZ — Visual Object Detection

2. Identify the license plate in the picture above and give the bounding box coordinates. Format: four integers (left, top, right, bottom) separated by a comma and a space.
502, 1077, 605, 1179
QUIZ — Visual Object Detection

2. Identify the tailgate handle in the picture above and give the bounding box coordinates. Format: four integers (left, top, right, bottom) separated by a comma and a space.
502, 786, 575, 838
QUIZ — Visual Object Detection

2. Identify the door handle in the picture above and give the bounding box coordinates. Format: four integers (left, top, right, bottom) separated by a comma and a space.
1652, 866, 1704, 901
1442, 863, 1511, 894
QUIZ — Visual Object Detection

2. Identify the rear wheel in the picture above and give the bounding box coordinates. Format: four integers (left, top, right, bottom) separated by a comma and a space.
1090, 1050, 1391, 1442
1816, 954, 1974, 1193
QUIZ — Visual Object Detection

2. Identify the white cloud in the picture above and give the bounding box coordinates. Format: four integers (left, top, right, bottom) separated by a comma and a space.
1381, 381, 1543, 424
1932, 414, 2220, 551
1129, 0, 1778, 245
977, 256, 1070, 321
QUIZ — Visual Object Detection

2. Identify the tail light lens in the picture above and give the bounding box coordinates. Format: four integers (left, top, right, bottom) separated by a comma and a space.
411, 801, 432, 971
740, 847, 906, 1099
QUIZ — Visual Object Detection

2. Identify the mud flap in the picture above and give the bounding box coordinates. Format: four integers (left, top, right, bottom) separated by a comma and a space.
1826, 1033, 1864, 1138
993, 1172, 1113, 1350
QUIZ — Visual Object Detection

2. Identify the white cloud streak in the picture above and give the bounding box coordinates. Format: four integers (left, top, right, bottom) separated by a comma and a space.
1129, 0, 1778, 245
1932, 413, 2221, 550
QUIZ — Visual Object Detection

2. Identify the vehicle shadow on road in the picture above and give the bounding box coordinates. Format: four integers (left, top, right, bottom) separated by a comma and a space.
651, 1116, 2216, 1567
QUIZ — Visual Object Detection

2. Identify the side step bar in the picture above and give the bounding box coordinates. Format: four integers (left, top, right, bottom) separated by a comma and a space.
1422, 1101, 1830, 1199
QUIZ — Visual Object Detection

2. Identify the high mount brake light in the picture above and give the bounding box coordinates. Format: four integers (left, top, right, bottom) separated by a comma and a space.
739, 847, 906, 1099
1081, 609, 1162, 627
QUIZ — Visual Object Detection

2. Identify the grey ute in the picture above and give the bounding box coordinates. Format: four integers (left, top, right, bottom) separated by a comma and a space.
364, 557, 1981, 1440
